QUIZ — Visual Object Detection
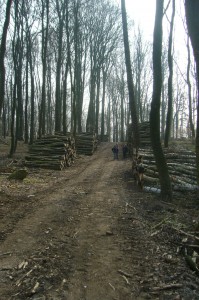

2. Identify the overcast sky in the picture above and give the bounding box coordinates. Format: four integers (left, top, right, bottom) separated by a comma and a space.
125, 0, 156, 40
123, 0, 187, 64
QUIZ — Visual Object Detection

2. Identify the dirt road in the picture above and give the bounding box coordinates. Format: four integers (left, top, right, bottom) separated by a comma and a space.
0, 142, 199, 299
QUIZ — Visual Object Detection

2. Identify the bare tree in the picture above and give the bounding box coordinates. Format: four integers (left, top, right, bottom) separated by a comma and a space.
186, 36, 195, 141
24, 3, 36, 145
150, 0, 172, 200
164, 0, 175, 147
86, 0, 121, 133
133, 27, 152, 122
10, 0, 25, 156
185, 0, 199, 184
55, 0, 66, 133
0, 0, 12, 118
38, 0, 49, 137
121, 0, 140, 154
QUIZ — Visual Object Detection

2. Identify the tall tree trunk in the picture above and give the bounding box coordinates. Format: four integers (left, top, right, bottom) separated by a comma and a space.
24, 54, 29, 144
16, 26, 24, 141
185, 0, 199, 184
107, 97, 111, 141
29, 49, 35, 145
186, 36, 195, 141
47, 58, 52, 134
55, 0, 65, 133
95, 68, 101, 135
9, 80, 17, 157
86, 55, 96, 132
62, 61, 68, 135
10, 0, 20, 154
73, 0, 85, 134
164, 0, 175, 147
39, 0, 49, 137
25, 13, 35, 145
0, 0, 13, 118
161, 83, 166, 140
121, 0, 140, 153
150, 0, 172, 200
55, 27, 63, 133
101, 68, 106, 139
120, 70, 125, 142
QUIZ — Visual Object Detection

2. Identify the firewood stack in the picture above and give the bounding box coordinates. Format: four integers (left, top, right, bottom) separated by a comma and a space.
25, 134, 76, 170
75, 132, 98, 156
127, 122, 151, 156
139, 122, 151, 147
99, 134, 109, 142
139, 146, 198, 193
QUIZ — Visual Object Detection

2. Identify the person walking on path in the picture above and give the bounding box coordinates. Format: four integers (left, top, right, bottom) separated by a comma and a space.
112, 143, 119, 160
122, 144, 128, 159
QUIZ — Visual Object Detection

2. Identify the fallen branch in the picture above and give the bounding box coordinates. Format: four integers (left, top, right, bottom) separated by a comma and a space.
118, 269, 132, 278
143, 186, 161, 194
150, 283, 183, 292
151, 217, 169, 230
121, 275, 130, 285
0, 267, 13, 271
16, 269, 33, 287
150, 229, 162, 237
184, 244, 199, 249
0, 252, 12, 256
173, 227, 199, 242
109, 282, 115, 291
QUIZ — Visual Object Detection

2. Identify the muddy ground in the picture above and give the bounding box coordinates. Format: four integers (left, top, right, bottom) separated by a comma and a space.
0, 142, 199, 300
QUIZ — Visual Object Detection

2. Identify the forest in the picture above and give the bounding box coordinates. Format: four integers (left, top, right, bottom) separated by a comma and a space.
0, 0, 199, 201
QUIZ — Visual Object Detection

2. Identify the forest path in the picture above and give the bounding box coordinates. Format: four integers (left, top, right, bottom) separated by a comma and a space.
0, 142, 198, 299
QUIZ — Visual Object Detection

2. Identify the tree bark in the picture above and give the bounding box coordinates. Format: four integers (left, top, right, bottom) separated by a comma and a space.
39, 0, 49, 137
186, 36, 195, 141
24, 10, 35, 145
121, 0, 140, 151
164, 0, 175, 147
185, 0, 199, 185
55, 0, 66, 133
0, 0, 13, 117
150, 0, 172, 200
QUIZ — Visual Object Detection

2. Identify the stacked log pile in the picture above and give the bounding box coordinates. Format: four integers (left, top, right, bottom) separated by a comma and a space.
75, 132, 98, 156
139, 122, 151, 147
25, 134, 76, 170
138, 147, 198, 193
99, 134, 109, 142
127, 122, 151, 156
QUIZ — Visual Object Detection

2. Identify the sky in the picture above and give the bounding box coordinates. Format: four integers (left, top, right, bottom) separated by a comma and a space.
122, 0, 188, 64
124, 0, 156, 40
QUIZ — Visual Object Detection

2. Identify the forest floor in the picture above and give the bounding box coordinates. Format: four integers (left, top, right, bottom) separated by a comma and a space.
0, 141, 199, 300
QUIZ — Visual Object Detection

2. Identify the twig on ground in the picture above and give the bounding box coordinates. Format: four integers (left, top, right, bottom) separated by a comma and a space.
121, 275, 130, 285
173, 227, 199, 241
150, 283, 183, 292
0, 252, 12, 256
118, 269, 132, 278
151, 217, 169, 230
150, 229, 162, 237
126, 202, 137, 211
109, 282, 115, 291
73, 230, 79, 239
184, 244, 199, 249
